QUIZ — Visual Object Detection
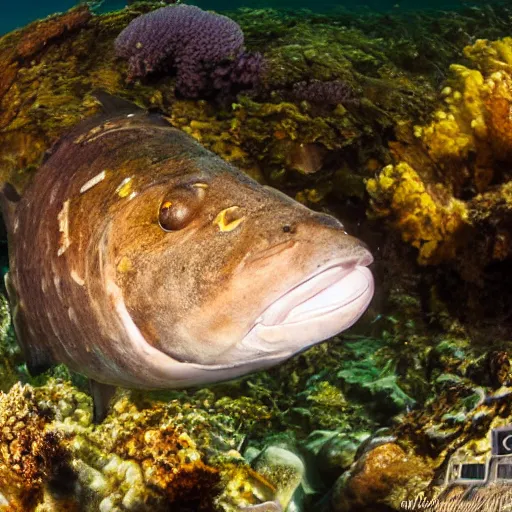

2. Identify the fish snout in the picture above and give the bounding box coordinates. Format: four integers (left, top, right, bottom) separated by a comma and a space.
243, 213, 373, 272
293, 216, 374, 269
243, 229, 375, 354
337, 234, 373, 268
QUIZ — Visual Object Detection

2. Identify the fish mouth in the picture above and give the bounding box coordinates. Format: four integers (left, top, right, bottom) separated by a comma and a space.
188, 257, 373, 372
249, 259, 374, 350
260, 261, 372, 325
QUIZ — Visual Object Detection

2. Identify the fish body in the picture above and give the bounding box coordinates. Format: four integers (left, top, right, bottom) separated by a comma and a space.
0, 97, 373, 407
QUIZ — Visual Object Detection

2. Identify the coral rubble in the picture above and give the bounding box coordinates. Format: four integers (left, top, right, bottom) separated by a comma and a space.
0, 379, 279, 511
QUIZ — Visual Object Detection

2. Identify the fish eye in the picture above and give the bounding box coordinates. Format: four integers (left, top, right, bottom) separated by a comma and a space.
158, 185, 205, 232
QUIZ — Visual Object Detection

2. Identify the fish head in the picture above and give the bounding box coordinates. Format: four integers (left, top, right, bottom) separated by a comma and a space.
107, 158, 373, 377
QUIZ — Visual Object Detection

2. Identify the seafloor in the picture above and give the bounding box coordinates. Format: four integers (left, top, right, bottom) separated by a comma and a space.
1, 1, 512, 511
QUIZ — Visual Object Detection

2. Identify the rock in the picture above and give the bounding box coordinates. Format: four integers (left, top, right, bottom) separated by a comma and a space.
285, 142, 327, 174
252, 446, 305, 510
330, 443, 433, 512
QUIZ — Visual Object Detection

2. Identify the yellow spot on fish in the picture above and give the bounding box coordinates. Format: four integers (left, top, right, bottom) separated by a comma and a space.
117, 256, 133, 273
116, 177, 133, 198
162, 201, 172, 209
80, 170, 106, 194
192, 183, 209, 189
70, 270, 85, 286
213, 206, 245, 233
57, 200, 70, 256
74, 126, 100, 144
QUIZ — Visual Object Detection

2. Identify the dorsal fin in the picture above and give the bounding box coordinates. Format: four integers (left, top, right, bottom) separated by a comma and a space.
0, 183, 21, 235
92, 90, 144, 117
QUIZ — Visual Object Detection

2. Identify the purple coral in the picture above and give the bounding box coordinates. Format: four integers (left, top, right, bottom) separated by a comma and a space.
211, 51, 264, 92
290, 80, 358, 106
115, 5, 263, 98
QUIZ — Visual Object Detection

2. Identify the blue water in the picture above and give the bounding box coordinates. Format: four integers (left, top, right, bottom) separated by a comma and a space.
0, 0, 503, 36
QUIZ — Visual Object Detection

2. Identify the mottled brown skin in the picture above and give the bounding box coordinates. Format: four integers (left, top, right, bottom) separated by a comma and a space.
1, 100, 372, 398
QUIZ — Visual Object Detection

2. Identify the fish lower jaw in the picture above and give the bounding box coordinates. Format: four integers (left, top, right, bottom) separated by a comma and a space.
251, 265, 374, 350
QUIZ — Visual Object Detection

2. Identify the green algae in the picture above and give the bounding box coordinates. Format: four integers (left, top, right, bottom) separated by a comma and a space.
338, 358, 415, 416
0, 1, 438, 198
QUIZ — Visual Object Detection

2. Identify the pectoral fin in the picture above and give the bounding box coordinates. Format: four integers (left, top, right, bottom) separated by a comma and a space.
0, 183, 20, 236
89, 379, 117, 424
5, 271, 54, 375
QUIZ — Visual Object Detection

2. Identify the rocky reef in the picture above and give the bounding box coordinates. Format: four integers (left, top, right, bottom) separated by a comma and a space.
367, 36, 512, 272
2, 1, 512, 511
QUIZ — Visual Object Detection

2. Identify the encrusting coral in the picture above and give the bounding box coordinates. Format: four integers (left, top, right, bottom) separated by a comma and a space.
288, 80, 358, 106
366, 36, 512, 272
0, 383, 73, 511
0, 379, 279, 511
366, 162, 469, 265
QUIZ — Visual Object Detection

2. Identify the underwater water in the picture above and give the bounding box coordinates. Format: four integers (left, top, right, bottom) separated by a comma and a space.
0, 0, 504, 34
2, 0, 512, 511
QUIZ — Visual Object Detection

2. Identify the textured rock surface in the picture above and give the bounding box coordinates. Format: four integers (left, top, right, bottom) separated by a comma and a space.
0, 379, 280, 511
251, 446, 305, 510
329, 442, 433, 512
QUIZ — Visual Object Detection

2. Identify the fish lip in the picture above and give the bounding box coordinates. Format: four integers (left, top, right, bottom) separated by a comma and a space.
256, 253, 373, 327
276, 266, 373, 326
185, 259, 373, 372
228, 265, 373, 358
